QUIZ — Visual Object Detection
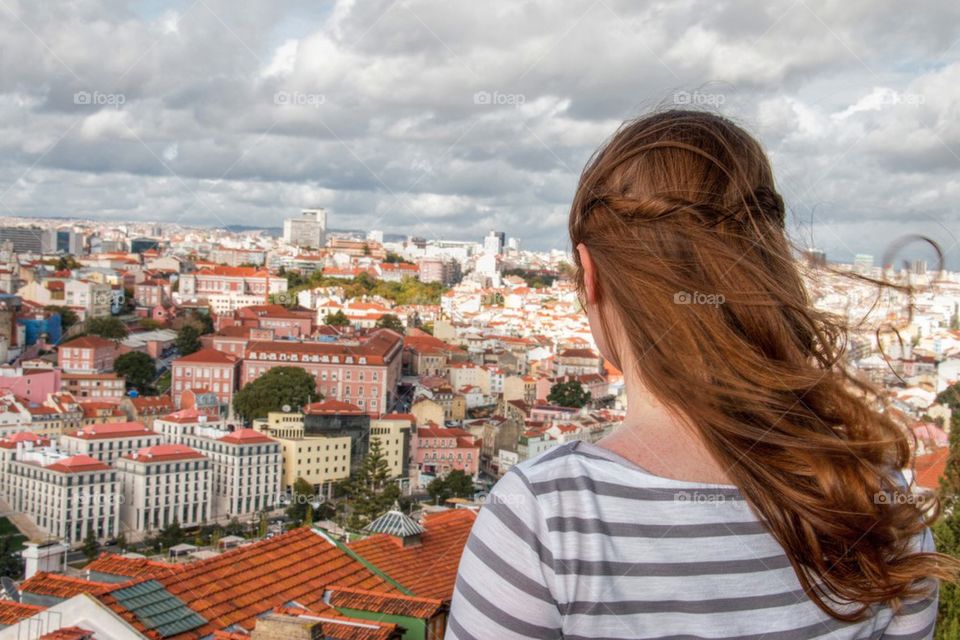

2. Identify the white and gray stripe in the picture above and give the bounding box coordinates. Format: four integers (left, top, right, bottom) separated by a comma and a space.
447, 439, 939, 639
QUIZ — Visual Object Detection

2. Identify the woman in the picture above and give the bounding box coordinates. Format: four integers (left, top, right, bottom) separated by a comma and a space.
447, 110, 957, 639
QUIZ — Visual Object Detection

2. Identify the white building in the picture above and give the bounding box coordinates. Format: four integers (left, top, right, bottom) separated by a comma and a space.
155, 410, 282, 520
116, 443, 211, 531
6, 444, 120, 545
283, 208, 327, 249
60, 422, 162, 465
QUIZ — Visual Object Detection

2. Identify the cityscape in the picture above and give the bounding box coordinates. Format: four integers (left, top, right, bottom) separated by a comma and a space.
0, 209, 955, 638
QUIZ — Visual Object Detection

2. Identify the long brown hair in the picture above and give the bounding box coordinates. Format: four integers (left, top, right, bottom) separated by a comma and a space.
568, 109, 958, 620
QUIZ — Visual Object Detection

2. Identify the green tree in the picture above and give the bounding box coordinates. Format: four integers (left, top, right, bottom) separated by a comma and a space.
936, 382, 960, 415
176, 324, 202, 355
375, 314, 405, 333
114, 351, 156, 393
156, 370, 172, 394
548, 379, 591, 408
324, 310, 350, 327
81, 527, 100, 561
115, 532, 128, 552
84, 316, 129, 341
0, 535, 24, 578
225, 518, 245, 537
258, 513, 268, 538
934, 408, 960, 637
232, 366, 318, 422
157, 520, 185, 550
427, 469, 476, 504
55, 255, 81, 271
45, 305, 79, 331
342, 438, 398, 529
286, 477, 316, 524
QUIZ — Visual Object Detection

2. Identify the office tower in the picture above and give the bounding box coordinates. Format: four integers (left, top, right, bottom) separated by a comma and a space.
283, 208, 328, 249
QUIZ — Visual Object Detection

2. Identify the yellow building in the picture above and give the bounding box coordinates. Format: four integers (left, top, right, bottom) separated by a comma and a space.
253, 412, 352, 492
369, 414, 412, 479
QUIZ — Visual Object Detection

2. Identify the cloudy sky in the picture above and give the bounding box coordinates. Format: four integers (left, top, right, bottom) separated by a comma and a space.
1, 0, 959, 265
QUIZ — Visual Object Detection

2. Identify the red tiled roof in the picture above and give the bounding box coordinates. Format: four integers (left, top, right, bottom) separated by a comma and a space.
173, 348, 239, 365
198, 265, 272, 278
379, 413, 415, 423
0, 600, 45, 625
915, 448, 950, 490
245, 331, 401, 365
327, 585, 444, 619
97, 527, 401, 639
219, 428, 275, 445
348, 509, 476, 600
45, 454, 112, 474
20, 572, 111, 599
39, 627, 95, 640
304, 399, 364, 416
158, 408, 205, 423
127, 443, 205, 463
61, 335, 116, 349
129, 395, 175, 414
85, 553, 181, 580
68, 422, 155, 440
266, 605, 399, 640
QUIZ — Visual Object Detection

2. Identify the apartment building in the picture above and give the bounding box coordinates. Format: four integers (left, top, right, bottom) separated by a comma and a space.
410, 424, 481, 486
60, 422, 162, 465
116, 444, 211, 531
252, 411, 352, 493
60, 372, 125, 401
241, 329, 403, 416
177, 266, 287, 312
6, 445, 120, 545
370, 413, 413, 479
57, 336, 119, 373
171, 347, 241, 411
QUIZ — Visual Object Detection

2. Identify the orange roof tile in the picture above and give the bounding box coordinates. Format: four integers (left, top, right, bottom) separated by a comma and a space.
0, 600, 45, 625
20, 572, 111, 599
304, 399, 364, 416
127, 443, 205, 463
327, 585, 444, 619
347, 510, 476, 600
173, 348, 239, 365
45, 454, 112, 474
219, 428, 275, 445
85, 553, 181, 580
68, 422, 155, 440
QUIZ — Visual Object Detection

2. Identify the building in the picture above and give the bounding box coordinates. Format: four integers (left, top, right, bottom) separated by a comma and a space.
60, 422, 162, 465
252, 411, 352, 493
0, 367, 61, 404
60, 373, 125, 401
410, 424, 481, 486
302, 399, 371, 473
6, 444, 120, 544
370, 413, 413, 479
241, 329, 404, 416
177, 266, 288, 311
159, 410, 282, 520
133, 279, 172, 308
171, 348, 241, 411
0, 226, 50, 253
116, 444, 211, 531
283, 208, 327, 249
417, 258, 460, 286
57, 336, 119, 374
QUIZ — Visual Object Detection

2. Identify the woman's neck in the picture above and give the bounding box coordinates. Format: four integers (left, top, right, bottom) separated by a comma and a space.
597, 363, 734, 485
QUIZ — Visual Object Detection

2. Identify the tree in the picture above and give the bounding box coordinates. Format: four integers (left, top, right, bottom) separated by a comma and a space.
934, 407, 960, 637
427, 469, 476, 504
0, 535, 24, 578
548, 379, 591, 409
342, 438, 398, 529
232, 366, 318, 422
45, 305, 79, 331
324, 310, 350, 327
115, 532, 128, 552
286, 477, 316, 524
84, 316, 128, 341
936, 382, 960, 415
81, 527, 100, 561
114, 351, 156, 393
157, 520, 185, 550
258, 513, 268, 538
55, 255, 81, 271
176, 324, 202, 355
375, 314, 405, 333
156, 370, 172, 395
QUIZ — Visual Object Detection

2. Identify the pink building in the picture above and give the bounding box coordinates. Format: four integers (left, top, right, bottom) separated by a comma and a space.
171, 348, 240, 410
0, 367, 61, 404
133, 279, 172, 308
241, 330, 403, 416
411, 424, 481, 480
58, 336, 119, 373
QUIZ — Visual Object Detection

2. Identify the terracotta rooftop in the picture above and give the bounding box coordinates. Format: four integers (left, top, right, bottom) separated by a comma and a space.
85, 553, 181, 580
304, 399, 364, 416
0, 600, 45, 625
348, 509, 476, 600
915, 448, 950, 490
94, 527, 401, 638
127, 443, 205, 463
327, 585, 444, 619
20, 572, 111, 599
39, 626, 95, 640
68, 422, 155, 440
219, 428, 276, 445
173, 347, 239, 365
60, 335, 116, 349
45, 454, 112, 474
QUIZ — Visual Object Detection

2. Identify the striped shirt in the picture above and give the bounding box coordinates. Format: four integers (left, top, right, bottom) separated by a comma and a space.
447, 439, 938, 640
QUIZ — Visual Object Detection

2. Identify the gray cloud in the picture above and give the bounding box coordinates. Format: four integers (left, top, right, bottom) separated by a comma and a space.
1, 0, 959, 266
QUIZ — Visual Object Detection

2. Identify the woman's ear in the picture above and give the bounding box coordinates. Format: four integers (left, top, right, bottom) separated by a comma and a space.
576, 243, 597, 304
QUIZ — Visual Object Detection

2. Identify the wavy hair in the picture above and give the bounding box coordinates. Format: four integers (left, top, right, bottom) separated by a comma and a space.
568, 109, 958, 620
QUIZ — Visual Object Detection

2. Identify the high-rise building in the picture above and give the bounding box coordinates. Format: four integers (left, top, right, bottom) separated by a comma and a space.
283, 208, 327, 248
483, 230, 504, 255
0, 227, 48, 253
